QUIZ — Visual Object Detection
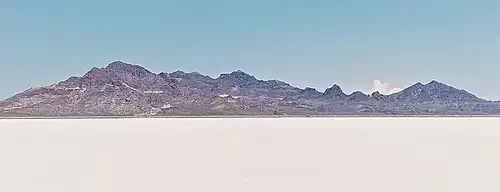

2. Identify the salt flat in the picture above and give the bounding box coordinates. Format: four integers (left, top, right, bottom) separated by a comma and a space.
0, 118, 498, 192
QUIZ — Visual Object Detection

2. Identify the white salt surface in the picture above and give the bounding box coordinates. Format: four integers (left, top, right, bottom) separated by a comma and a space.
0, 117, 499, 192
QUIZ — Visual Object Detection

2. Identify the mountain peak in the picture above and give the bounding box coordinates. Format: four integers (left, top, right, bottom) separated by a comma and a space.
346, 91, 370, 101
171, 70, 186, 74
217, 70, 258, 84
411, 82, 424, 87
170, 70, 204, 76
428, 80, 439, 84
389, 79, 482, 104
232, 69, 246, 73
103, 61, 153, 75
300, 87, 321, 95
189, 71, 203, 76
426, 80, 444, 86
328, 83, 340, 88
106, 60, 127, 67
425, 80, 450, 89
228, 70, 253, 77
266, 79, 292, 88
323, 84, 347, 100
350, 91, 365, 95
303, 87, 318, 92
105, 61, 138, 71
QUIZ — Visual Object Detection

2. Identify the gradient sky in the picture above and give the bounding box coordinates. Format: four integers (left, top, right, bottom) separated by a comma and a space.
1, 0, 499, 100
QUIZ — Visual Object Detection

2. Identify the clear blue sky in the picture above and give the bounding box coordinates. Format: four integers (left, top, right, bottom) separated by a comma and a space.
1, 0, 499, 100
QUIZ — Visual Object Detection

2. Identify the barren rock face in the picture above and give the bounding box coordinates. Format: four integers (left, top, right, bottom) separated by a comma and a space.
1, 61, 499, 117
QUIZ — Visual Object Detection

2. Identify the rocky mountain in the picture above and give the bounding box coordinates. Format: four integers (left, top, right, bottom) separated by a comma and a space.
387, 81, 485, 104
1, 61, 499, 117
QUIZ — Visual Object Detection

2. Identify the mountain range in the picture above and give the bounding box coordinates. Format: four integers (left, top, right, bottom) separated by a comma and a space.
1, 61, 499, 117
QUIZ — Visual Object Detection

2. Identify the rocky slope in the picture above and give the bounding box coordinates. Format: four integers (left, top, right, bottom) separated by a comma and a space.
1, 61, 499, 116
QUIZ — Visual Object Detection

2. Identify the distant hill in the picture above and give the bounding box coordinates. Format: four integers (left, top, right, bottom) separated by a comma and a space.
1, 61, 499, 116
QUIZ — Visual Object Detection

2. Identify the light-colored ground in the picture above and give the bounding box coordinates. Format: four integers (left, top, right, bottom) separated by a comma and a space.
0, 118, 498, 192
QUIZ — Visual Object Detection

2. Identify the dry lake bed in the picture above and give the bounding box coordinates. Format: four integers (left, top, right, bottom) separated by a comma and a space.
0, 117, 498, 192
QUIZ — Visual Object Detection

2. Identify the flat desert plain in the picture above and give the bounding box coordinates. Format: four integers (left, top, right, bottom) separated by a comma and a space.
0, 117, 498, 192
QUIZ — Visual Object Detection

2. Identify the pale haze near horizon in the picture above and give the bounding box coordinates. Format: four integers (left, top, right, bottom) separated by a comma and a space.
0, 118, 498, 192
1, 0, 499, 100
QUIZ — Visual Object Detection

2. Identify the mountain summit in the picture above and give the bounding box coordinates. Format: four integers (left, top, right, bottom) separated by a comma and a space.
388, 80, 483, 104
1, 61, 498, 116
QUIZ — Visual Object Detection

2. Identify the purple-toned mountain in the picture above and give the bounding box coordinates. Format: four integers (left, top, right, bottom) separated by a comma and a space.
387, 81, 485, 104
1, 61, 499, 116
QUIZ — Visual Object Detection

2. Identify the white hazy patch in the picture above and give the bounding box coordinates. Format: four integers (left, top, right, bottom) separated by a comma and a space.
371, 80, 403, 95
65, 87, 81, 90
173, 78, 182, 82
121, 83, 141, 92
161, 104, 172, 109
144, 90, 164, 94
0, 118, 499, 192
219, 94, 230, 98
2, 106, 22, 111
99, 84, 113, 92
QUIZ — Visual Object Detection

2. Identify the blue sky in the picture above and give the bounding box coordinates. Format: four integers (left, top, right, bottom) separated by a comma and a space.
1, 0, 499, 100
